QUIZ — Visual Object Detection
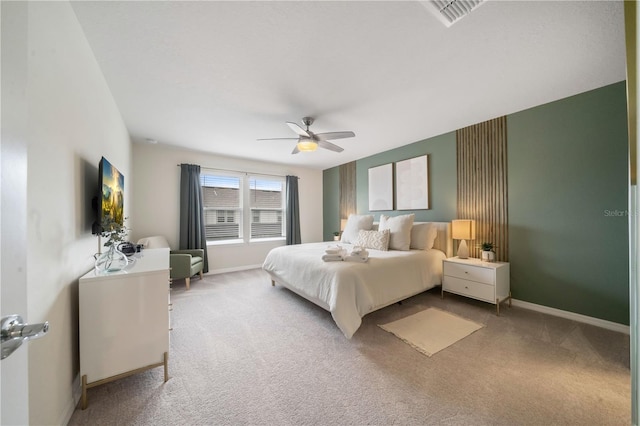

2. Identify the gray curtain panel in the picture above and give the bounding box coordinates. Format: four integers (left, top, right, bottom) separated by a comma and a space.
286, 175, 301, 245
179, 164, 209, 272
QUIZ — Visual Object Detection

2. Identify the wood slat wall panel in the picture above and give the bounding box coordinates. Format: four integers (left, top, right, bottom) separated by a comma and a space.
456, 117, 508, 261
339, 161, 357, 220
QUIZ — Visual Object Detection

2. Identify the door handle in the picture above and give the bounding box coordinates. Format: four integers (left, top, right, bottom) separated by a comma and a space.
1, 314, 49, 360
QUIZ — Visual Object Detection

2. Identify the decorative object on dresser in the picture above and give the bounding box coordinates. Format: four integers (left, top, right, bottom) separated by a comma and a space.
94, 217, 130, 274
333, 231, 340, 241
451, 219, 475, 259
442, 257, 511, 315
79, 248, 171, 409
379, 307, 483, 357
480, 242, 496, 262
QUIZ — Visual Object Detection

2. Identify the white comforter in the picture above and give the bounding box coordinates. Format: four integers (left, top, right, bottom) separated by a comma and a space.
262, 242, 446, 338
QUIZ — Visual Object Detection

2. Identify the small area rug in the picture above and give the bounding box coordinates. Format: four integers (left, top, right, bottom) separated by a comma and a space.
379, 307, 484, 357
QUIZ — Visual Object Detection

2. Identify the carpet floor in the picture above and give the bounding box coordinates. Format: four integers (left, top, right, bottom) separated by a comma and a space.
68, 268, 630, 425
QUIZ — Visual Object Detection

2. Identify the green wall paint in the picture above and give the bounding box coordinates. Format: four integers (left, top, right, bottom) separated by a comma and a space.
508, 81, 629, 325
322, 81, 629, 325
356, 132, 457, 222
322, 166, 340, 241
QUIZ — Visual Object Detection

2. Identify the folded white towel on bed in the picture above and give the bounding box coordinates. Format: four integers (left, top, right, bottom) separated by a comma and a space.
345, 247, 369, 263
322, 254, 344, 262
344, 255, 368, 263
325, 244, 344, 254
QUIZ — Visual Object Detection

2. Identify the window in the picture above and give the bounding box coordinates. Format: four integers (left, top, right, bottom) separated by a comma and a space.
200, 170, 286, 243
201, 173, 242, 241
249, 176, 285, 240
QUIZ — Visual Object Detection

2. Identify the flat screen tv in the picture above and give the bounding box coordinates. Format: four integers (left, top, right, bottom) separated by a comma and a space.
93, 156, 124, 234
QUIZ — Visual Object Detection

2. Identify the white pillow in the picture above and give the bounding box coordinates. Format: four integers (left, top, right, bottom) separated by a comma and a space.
356, 229, 390, 251
410, 222, 438, 250
340, 214, 374, 244
379, 214, 415, 251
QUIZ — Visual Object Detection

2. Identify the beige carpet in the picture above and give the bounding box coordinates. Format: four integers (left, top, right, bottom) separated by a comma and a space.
380, 307, 484, 357
68, 268, 631, 425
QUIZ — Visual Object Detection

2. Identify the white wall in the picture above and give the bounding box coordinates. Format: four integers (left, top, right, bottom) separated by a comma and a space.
132, 143, 323, 273
22, 2, 132, 424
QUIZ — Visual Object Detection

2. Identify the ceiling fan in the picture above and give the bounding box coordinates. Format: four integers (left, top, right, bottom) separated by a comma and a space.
258, 117, 355, 154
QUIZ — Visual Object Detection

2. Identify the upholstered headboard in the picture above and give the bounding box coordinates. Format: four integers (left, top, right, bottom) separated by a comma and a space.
371, 221, 452, 257
428, 222, 453, 258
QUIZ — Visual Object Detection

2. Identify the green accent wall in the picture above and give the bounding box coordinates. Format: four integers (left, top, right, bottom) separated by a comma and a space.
322, 81, 629, 325
508, 81, 629, 325
356, 132, 457, 222
322, 166, 340, 241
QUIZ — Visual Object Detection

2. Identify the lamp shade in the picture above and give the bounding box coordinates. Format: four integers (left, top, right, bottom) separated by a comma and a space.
452, 219, 476, 240
340, 219, 348, 231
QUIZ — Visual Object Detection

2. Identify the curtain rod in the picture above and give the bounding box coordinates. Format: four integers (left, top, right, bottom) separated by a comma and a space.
176, 164, 297, 179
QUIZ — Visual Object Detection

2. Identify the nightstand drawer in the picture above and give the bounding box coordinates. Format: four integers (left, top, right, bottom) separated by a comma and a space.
443, 262, 495, 285
443, 276, 494, 302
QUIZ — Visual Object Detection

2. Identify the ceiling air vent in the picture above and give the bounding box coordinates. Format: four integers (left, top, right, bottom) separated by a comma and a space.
420, 0, 486, 27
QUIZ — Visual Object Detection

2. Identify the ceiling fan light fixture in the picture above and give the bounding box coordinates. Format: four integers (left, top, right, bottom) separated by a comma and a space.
297, 139, 317, 152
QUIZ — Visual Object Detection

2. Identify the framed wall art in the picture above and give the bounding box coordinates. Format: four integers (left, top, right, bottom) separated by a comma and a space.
368, 163, 393, 211
395, 155, 429, 210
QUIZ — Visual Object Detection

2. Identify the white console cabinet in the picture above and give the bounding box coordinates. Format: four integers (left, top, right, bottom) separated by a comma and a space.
79, 248, 170, 409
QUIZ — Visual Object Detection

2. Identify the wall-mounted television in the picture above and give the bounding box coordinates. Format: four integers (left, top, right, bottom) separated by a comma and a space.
92, 156, 124, 234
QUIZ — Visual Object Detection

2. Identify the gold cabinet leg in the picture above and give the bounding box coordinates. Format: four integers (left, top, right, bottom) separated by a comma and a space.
163, 351, 169, 382
271, 279, 275, 287
509, 291, 512, 308
496, 298, 500, 316
81, 375, 88, 410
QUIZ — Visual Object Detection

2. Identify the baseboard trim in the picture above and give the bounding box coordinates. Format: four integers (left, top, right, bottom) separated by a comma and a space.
511, 299, 630, 335
208, 264, 263, 275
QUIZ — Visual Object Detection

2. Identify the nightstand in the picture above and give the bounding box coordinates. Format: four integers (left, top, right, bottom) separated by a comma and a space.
442, 257, 511, 315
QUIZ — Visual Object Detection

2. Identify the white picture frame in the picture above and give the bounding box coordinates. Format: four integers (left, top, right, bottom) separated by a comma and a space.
368, 163, 393, 211
395, 155, 429, 210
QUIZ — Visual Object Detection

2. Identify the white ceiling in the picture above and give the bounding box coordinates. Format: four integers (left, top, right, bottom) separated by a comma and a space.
71, 1, 626, 170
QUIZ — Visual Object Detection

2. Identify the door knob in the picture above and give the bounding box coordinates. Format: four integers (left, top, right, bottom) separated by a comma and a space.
1, 314, 49, 360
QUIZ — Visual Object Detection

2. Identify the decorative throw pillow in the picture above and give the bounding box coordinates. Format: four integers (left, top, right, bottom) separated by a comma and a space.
379, 213, 415, 250
356, 229, 390, 251
410, 222, 438, 250
340, 214, 374, 244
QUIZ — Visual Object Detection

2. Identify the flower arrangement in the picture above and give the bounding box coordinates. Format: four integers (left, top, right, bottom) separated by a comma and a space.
95, 217, 130, 273
99, 217, 130, 248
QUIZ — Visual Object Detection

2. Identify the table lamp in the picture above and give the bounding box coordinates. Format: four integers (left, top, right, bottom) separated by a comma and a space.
452, 219, 476, 259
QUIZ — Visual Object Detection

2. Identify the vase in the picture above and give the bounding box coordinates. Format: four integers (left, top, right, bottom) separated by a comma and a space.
481, 250, 495, 262
95, 245, 129, 274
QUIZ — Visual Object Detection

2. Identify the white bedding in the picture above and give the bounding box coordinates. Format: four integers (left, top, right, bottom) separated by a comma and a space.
262, 242, 446, 338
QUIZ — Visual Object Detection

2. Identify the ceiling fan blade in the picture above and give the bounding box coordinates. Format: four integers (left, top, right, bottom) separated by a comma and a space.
315, 131, 355, 141
286, 122, 310, 138
257, 137, 299, 141
318, 140, 344, 153
291, 145, 300, 154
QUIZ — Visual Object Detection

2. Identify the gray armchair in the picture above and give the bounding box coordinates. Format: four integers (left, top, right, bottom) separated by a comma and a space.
137, 236, 205, 290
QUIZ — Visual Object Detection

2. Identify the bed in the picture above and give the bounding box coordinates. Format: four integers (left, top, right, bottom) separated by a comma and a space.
262, 220, 452, 338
